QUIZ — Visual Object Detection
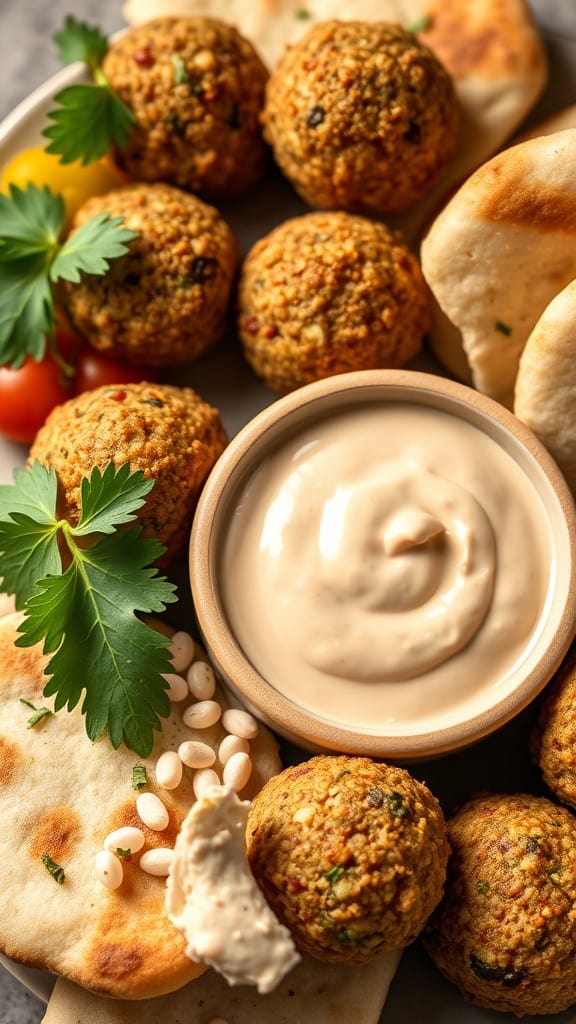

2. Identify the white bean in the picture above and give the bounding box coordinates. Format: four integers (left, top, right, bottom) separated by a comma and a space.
139, 848, 174, 877
103, 826, 145, 856
136, 792, 170, 831
182, 699, 221, 730
193, 768, 221, 800
218, 734, 250, 765
95, 850, 123, 890
221, 708, 259, 740
187, 660, 216, 700
163, 672, 189, 703
169, 631, 196, 673
223, 751, 252, 792
178, 740, 216, 769
155, 751, 183, 790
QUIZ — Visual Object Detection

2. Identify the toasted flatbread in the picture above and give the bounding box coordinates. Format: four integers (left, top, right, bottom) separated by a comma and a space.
514, 278, 576, 494
421, 127, 576, 407
42, 949, 402, 1023
427, 106, 576, 383
121, 0, 546, 245
0, 612, 280, 999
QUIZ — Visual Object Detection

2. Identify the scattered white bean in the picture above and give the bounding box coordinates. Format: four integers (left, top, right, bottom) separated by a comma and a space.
221, 707, 259, 740
223, 751, 252, 792
182, 699, 221, 730
136, 792, 170, 831
163, 672, 189, 703
193, 767, 221, 800
178, 740, 216, 769
218, 733, 250, 765
103, 826, 145, 856
95, 850, 123, 890
155, 750, 183, 790
187, 659, 216, 700
139, 848, 175, 877
169, 631, 196, 673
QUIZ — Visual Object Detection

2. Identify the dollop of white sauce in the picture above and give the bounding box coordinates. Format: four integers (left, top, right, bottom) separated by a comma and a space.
166, 785, 300, 993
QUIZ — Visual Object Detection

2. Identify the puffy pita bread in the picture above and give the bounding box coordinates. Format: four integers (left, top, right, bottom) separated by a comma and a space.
514, 279, 576, 494
421, 128, 576, 407
121, 0, 547, 244
42, 950, 402, 1023
0, 612, 280, 999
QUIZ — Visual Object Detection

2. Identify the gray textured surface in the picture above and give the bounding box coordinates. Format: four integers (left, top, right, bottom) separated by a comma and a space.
1, 1, 576, 1022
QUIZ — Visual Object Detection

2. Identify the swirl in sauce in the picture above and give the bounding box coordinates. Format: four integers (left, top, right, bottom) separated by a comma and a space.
222, 404, 550, 733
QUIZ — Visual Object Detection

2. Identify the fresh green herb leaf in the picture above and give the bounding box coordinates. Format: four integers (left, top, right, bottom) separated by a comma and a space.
44, 84, 136, 165
172, 54, 190, 85
295, 8, 311, 18
20, 698, 37, 710
0, 463, 177, 756
54, 15, 109, 70
324, 865, 345, 884
115, 847, 132, 859
132, 764, 148, 789
0, 184, 135, 368
26, 706, 54, 728
495, 320, 512, 336
41, 853, 65, 883
405, 14, 433, 33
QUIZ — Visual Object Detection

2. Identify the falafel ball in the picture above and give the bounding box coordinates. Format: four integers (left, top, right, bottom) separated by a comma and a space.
237, 211, 430, 393
532, 644, 576, 810
103, 16, 269, 200
246, 756, 449, 963
263, 20, 459, 216
61, 182, 239, 366
423, 792, 576, 1016
29, 382, 227, 565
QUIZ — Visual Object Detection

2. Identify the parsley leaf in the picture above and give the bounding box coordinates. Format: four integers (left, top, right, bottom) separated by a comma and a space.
0, 462, 177, 756
43, 16, 136, 165
0, 184, 136, 367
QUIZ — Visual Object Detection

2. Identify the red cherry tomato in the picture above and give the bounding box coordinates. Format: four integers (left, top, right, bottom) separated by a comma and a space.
0, 354, 71, 444
73, 349, 150, 394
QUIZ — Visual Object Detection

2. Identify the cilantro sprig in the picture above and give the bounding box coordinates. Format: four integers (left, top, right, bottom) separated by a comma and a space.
0, 183, 136, 368
0, 461, 177, 756
44, 16, 135, 165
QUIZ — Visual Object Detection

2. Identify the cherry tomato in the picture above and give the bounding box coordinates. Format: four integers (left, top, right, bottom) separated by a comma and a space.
0, 147, 126, 222
0, 353, 71, 444
73, 349, 150, 394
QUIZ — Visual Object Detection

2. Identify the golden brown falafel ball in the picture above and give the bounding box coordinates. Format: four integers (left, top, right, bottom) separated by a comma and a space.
29, 382, 227, 565
263, 20, 460, 216
61, 183, 239, 367
423, 792, 576, 1016
532, 644, 576, 810
237, 211, 430, 393
103, 16, 269, 200
246, 756, 448, 963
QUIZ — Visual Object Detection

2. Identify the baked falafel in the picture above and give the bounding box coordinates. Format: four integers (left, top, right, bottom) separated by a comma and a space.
263, 20, 460, 216
104, 16, 269, 200
29, 382, 227, 565
532, 643, 576, 810
237, 211, 430, 393
246, 755, 449, 963
61, 182, 239, 366
423, 792, 576, 1016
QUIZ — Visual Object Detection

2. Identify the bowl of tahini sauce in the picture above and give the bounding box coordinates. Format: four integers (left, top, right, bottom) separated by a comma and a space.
190, 370, 576, 760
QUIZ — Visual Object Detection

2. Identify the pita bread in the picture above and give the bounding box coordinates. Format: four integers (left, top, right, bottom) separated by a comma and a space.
421, 128, 576, 407
42, 949, 402, 1023
514, 278, 576, 494
427, 105, 576, 383
121, 0, 547, 245
0, 612, 280, 999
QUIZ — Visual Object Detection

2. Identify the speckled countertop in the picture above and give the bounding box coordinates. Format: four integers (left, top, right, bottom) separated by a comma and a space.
1, 1, 576, 1022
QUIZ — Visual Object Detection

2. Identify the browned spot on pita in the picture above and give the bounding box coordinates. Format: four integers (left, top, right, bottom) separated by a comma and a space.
474, 157, 576, 233
102, 796, 184, 849
424, 0, 543, 80
0, 736, 24, 784
28, 806, 82, 860
95, 943, 144, 980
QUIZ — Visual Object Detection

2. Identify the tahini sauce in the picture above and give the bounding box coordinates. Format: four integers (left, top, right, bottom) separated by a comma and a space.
222, 404, 551, 734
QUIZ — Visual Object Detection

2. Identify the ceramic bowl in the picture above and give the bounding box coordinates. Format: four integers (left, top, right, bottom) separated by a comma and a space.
190, 370, 576, 761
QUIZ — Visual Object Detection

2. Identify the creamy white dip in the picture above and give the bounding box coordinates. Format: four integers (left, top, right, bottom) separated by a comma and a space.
221, 403, 552, 734
166, 785, 300, 993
